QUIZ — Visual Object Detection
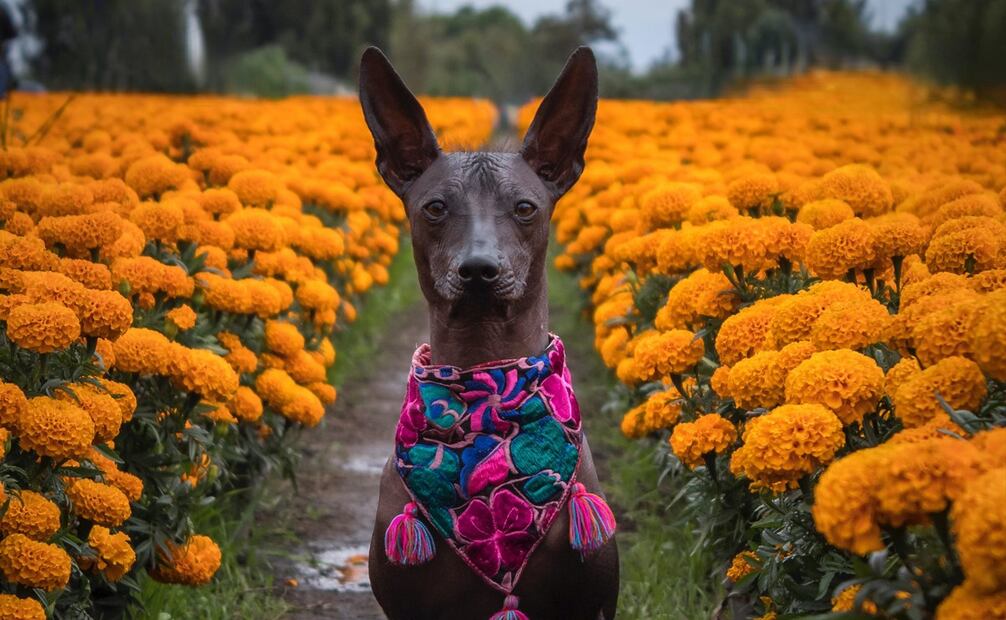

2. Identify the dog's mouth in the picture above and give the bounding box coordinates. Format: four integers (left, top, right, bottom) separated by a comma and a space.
435, 272, 524, 314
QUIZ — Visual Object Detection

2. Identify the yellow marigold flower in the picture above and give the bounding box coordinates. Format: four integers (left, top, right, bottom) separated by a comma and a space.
730, 404, 844, 492
633, 329, 704, 380
668, 413, 737, 469
58, 382, 122, 444
785, 349, 884, 426
167, 346, 239, 402
0, 490, 60, 541
639, 182, 701, 230
20, 397, 94, 459
150, 535, 222, 586
66, 479, 131, 527
969, 289, 1006, 381
726, 551, 759, 582
816, 164, 893, 217
810, 297, 892, 351
726, 173, 778, 212
6, 302, 80, 353
935, 582, 1006, 620
229, 386, 263, 423
112, 327, 172, 375
716, 297, 786, 365
893, 356, 987, 428
227, 169, 281, 208
85, 526, 135, 582
951, 467, 1006, 595
124, 154, 190, 199
78, 289, 133, 340
805, 217, 876, 279
796, 199, 854, 230
0, 534, 71, 591
884, 356, 921, 399
0, 381, 27, 432
225, 208, 287, 252
0, 594, 45, 620
831, 584, 877, 614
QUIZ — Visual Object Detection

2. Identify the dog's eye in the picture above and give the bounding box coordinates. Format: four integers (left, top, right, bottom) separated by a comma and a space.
514, 201, 538, 221
421, 201, 447, 221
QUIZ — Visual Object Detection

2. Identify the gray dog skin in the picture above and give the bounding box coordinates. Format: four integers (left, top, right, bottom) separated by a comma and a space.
360, 46, 619, 620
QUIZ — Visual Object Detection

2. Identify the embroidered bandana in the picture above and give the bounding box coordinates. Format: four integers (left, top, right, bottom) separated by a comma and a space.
393, 335, 582, 594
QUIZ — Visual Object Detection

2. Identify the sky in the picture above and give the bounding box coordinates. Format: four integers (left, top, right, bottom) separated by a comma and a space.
421, 0, 918, 72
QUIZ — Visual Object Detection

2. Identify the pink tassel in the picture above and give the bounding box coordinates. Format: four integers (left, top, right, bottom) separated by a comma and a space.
384, 501, 435, 566
489, 595, 529, 620
568, 482, 616, 557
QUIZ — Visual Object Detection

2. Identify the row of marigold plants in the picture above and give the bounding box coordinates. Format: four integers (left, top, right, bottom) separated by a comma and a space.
0, 92, 495, 618
518, 71, 1006, 619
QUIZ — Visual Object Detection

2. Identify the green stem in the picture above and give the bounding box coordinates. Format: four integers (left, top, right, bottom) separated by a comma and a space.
932, 510, 964, 586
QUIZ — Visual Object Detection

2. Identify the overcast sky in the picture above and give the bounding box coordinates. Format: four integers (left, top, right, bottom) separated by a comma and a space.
421, 0, 918, 72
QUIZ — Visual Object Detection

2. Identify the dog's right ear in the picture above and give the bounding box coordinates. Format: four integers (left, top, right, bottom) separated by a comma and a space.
359, 47, 441, 197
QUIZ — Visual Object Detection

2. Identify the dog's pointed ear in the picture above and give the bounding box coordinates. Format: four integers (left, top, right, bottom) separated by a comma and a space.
520, 47, 598, 199
359, 47, 441, 197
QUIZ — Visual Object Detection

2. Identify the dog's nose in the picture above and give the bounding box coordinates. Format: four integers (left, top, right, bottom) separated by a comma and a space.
458, 255, 500, 283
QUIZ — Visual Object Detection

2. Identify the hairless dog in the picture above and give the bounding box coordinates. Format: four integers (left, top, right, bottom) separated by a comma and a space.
361, 46, 619, 620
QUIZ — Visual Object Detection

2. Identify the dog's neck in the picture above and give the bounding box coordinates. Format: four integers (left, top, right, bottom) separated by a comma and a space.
427, 280, 549, 368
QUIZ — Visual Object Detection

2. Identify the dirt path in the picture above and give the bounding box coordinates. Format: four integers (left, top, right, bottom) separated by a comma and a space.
272, 302, 428, 619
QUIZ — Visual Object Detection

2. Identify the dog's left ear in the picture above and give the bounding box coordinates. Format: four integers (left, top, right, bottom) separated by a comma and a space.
359, 47, 441, 197
520, 47, 598, 199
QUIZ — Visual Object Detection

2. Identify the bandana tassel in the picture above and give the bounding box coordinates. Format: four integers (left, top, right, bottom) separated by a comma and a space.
489, 595, 529, 620
384, 501, 435, 566
568, 482, 616, 557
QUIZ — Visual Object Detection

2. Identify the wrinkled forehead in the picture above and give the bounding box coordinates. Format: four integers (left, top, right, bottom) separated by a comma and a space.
406, 152, 550, 205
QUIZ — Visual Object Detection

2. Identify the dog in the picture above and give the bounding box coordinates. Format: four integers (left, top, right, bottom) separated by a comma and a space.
360, 46, 619, 620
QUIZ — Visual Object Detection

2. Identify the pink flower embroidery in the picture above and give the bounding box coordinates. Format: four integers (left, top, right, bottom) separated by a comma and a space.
455, 489, 536, 576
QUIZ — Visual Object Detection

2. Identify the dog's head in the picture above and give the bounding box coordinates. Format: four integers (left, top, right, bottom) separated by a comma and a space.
359, 47, 597, 319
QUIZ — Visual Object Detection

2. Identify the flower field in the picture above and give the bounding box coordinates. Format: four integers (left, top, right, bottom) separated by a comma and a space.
520, 72, 1006, 619
0, 93, 494, 617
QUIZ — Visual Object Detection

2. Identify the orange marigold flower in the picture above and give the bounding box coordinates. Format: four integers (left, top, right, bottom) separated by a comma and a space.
57, 382, 122, 444
85, 525, 135, 582
20, 397, 94, 459
225, 208, 287, 252
36, 210, 124, 255
810, 297, 892, 351
655, 268, 738, 330
66, 479, 131, 527
633, 329, 704, 380
640, 388, 683, 432
194, 188, 242, 218
619, 404, 646, 439
969, 289, 1006, 381
0, 533, 71, 591
816, 164, 893, 217
0, 490, 61, 541
307, 382, 337, 406
730, 404, 844, 492
124, 154, 190, 199
726, 551, 759, 582
716, 297, 786, 365
296, 279, 340, 313
167, 346, 239, 402
6, 302, 80, 353
893, 356, 987, 428
785, 349, 884, 426
129, 200, 185, 244
831, 584, 878, 614
0, 593, 45, 619
98, 379, 137, 423
0, 381, 27, 432
911, 296, 984, 366
150, 535, 222, 586
726, 173, 778, 212
59, 258, 112, 290
805, 218, 876, 279
112, 327, 172, 375
227, 169, 281, 208
884, 356, 921, 399
166, 305, 197, 331
668, 413, 736, 469
796, 199, 854, 230
951, 467, 1006, 595
229, 386, 263, 423
639, 182, 701, 230
727, 350, 786, 410
935, 582, 1006, 620
78, 289, 133, 340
